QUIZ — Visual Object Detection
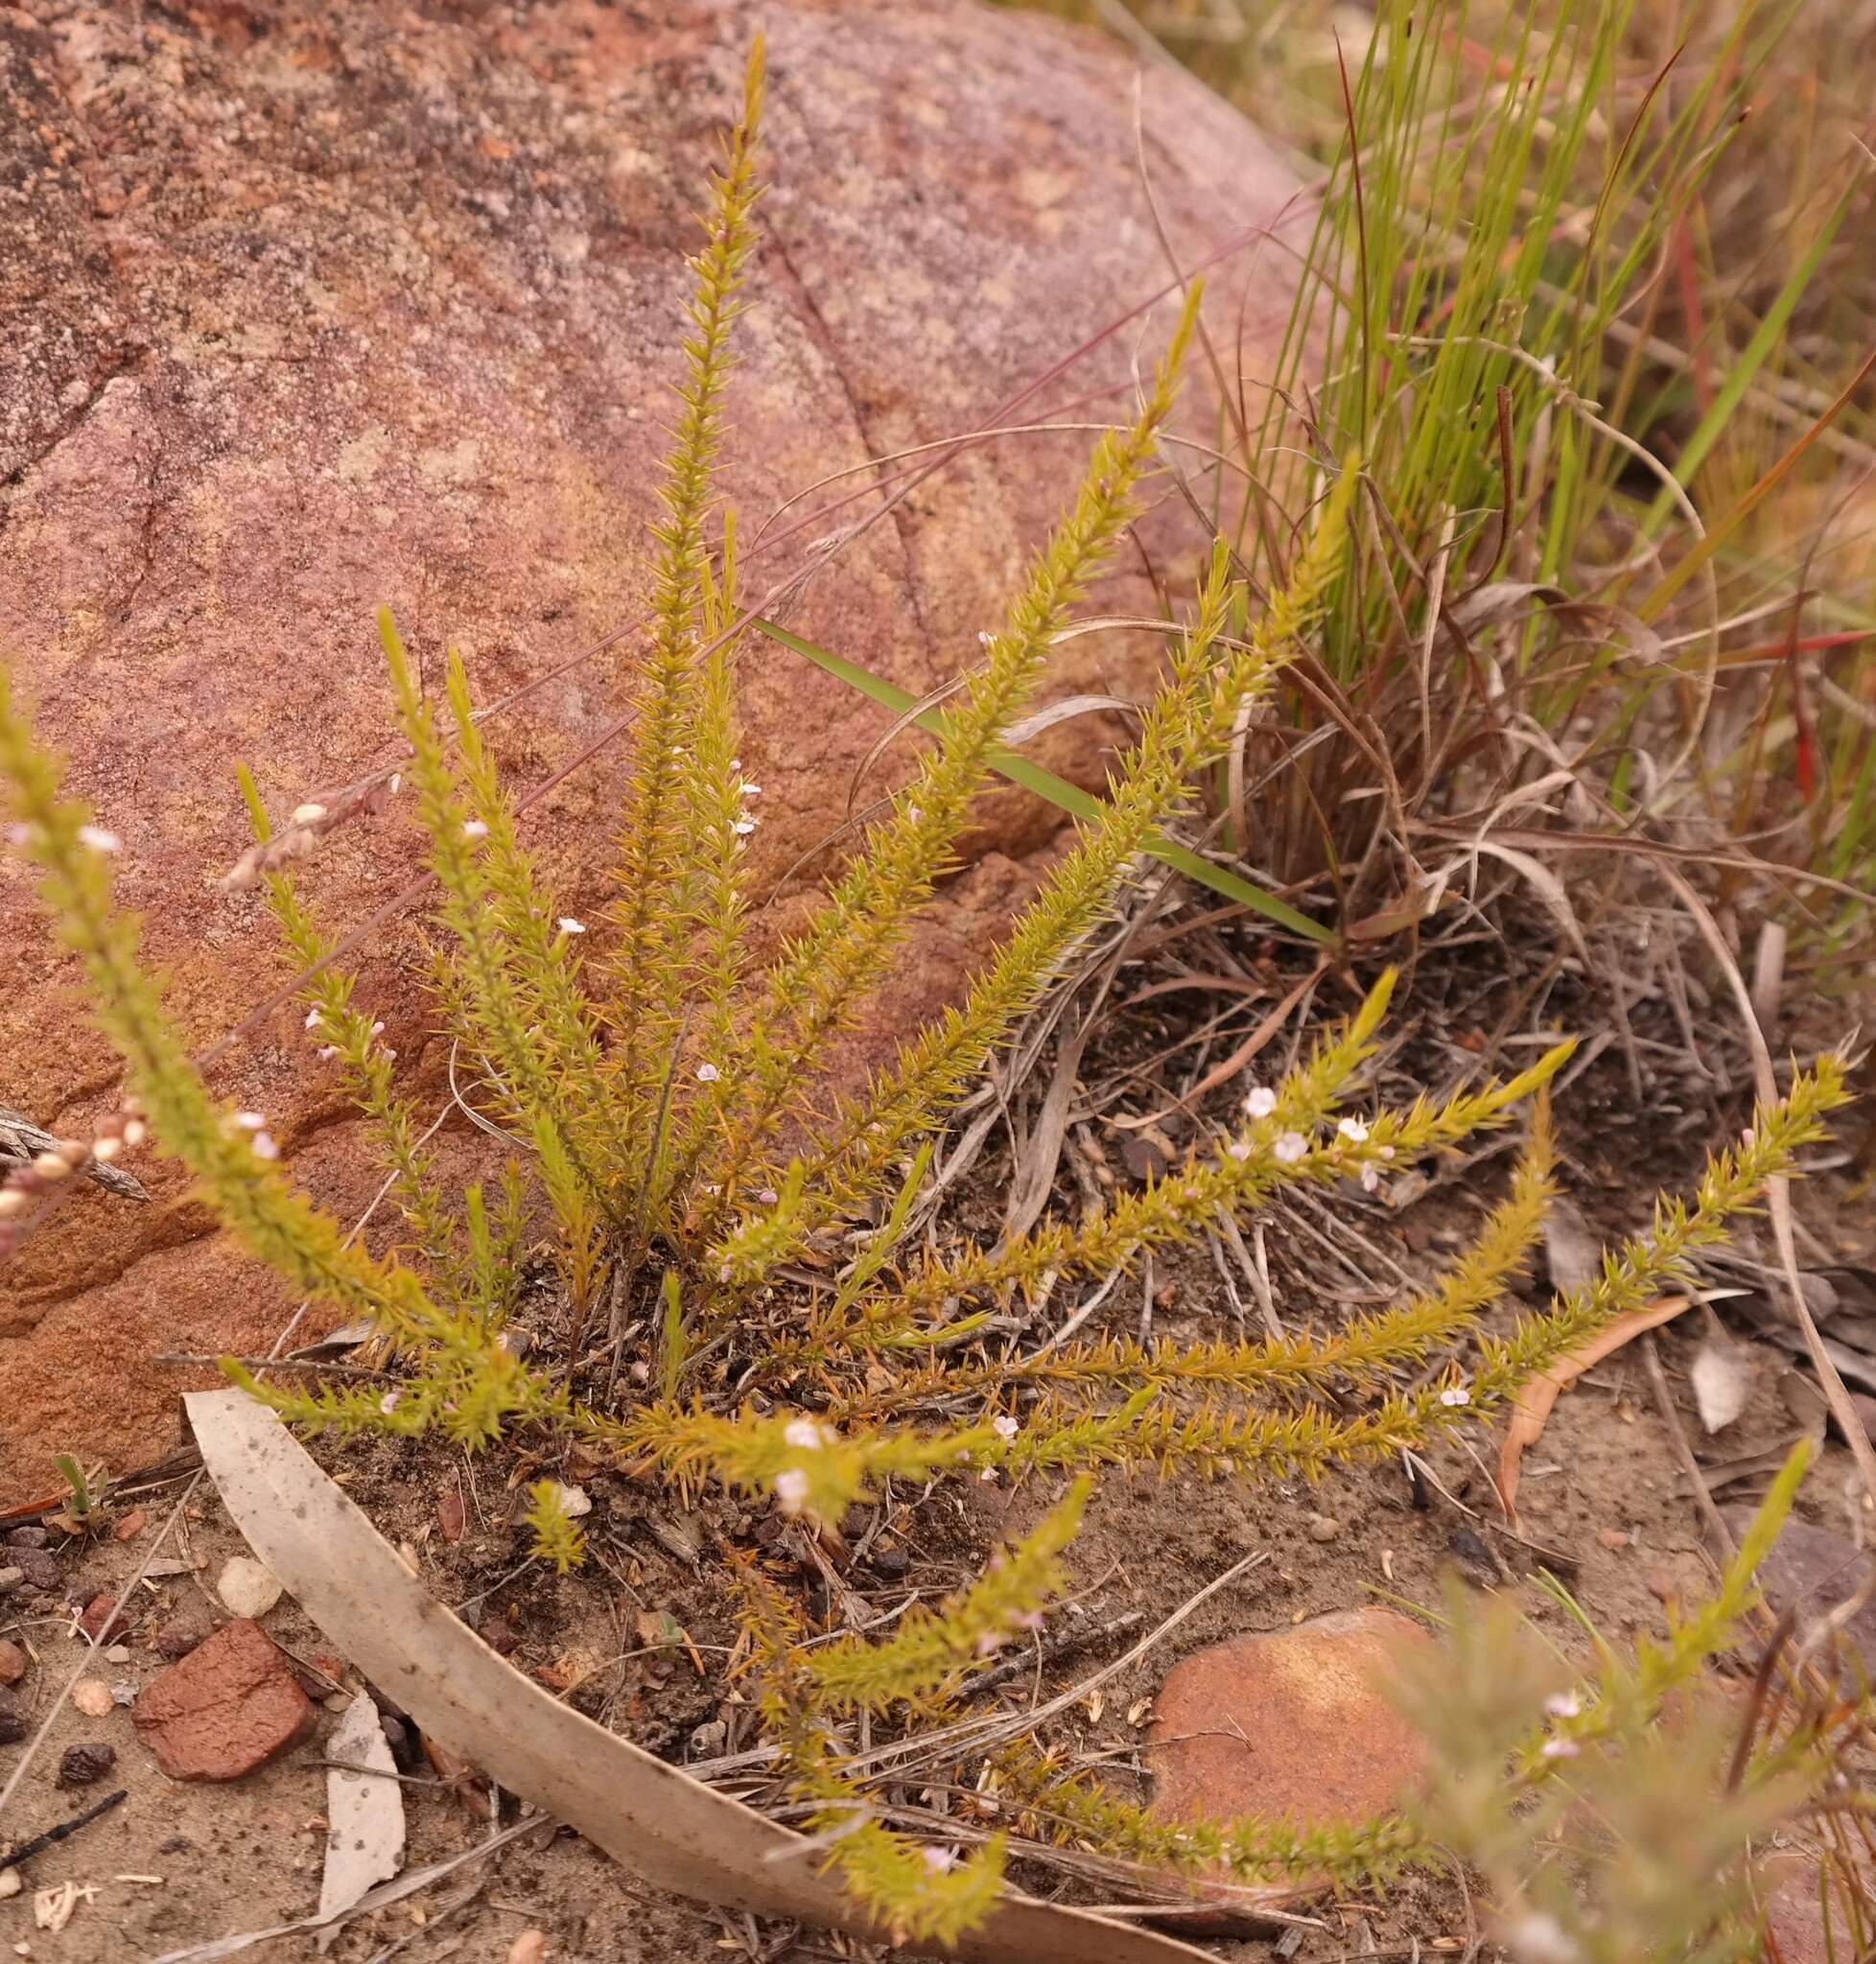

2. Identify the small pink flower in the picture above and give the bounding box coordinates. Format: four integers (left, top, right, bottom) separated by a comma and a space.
232, 1111, 267, 1131
461, 819, 489, 841
1439, 1384, 1471, 1408
1540, 1738, 1579, 1762
1544, 1690, 1582, 1719
379, 1391, 401, 1416
774, 1467, 810, 1515
1273, 1132, 1307, 1165
992, 1415, 1019, 1439
784, 1417, 830, 1451
1360, 1163, 1380, 1194
1226, 1139, 1252, 1163
250, 1133, 279, 1160
1244, 1086, 1278, 1120
78, 824, 121, 854
757, 1187, 779, 1206
557, 917, 586, 935
922, 1846, 956, 1876
1337, 1116, 1370, 1144
695, 1063, 720, 1083
317, 1044, 339, 1061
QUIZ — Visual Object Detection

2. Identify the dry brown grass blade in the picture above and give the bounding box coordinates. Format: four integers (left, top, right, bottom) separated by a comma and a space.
183, 1390, 1213, 1964
1495, 1295, 1697, 1516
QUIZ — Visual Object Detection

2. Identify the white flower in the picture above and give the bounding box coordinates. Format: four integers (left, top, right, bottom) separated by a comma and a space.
921, 1846, 956, 1876
93, 1135, 122, 1162
290, 802, 326, 826
557, 917, 586, 935
379, 1391, 402, 1417
1360, 1163, 1379, 1194
1226, 1139, 1252, 1163
783, 1417, 830, 1451
1439, 1384, 1471, 1408
906, 805, 924, 825
122, 1118, 148, 1148
1336, 1116, 1370, 1144
1273, 1132, 1307, 1165
1244, 1086, 1278, 1120
1504, 1911, 1580, 1964
757, 1187, 779, 1206
774, 1467, 810, 1515
250, 1132, 279, 1160
461, 819, 489, 840
1010, 1609, 1044, 1632
304, 1007, 322, 1031
78, 824, 121, 854
1544, 1690, 1582, 1719
370, 1020, 386, 1038
733, 817, 758, 836
5, 822, 32, 848
739, 781, 761, 797
317, 1044, 339, 1061
695, 1063, 720, 1083
232, 1111, 267, 1131
1539, 1738, 1579, 1762
992, 1415, 1020, 1439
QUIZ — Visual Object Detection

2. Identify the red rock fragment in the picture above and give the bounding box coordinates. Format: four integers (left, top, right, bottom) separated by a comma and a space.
0, 1639, 26, 1685
1148, 1607, 1433, 1927
79, 1592, 124, 1643
132, 1618, 318, 1781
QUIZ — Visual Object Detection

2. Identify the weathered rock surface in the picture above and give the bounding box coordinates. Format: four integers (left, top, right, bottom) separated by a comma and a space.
132, 1616, 317, 1780
1148, 1607, 1432, 1919
0, 0, 1305, 1495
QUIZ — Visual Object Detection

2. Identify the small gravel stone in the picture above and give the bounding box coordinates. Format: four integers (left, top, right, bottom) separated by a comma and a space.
11, 1549, 60, 1592
152, 1619, 211, 1659
216, 1555, 285, 1621
0, 1568, 24, 1596
0, 1640, 27, 1686
1305, 1513, 1340, 1543
5, 1527, 48, 1551
70, 1678, 114, 1718
80, 1593, 124, 1642
0, 1866, 19, 1899
105, 1645, 130, 1665
0, 1704, 24, 1745
57, 1741, 116, 1788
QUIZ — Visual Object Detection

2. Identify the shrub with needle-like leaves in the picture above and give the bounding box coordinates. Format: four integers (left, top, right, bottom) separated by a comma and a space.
0, 36, 1851, 1946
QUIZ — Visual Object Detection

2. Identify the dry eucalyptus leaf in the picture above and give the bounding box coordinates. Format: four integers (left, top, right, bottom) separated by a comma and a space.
317, 1692, 406, 1952
184, 1390, 1213, 1964
1690, 1336, 1756, 1435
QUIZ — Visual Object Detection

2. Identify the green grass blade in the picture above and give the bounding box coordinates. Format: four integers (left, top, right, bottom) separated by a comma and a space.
753, 618, 1328, 942
1639, 177, 1859, 537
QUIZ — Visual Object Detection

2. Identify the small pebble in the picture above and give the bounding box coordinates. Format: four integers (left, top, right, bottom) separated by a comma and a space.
70, 1678, 114, 1718
10, 1550, 59, 1592
216, 1555, 284, 1620
56, 1741, 116, 1788
79, 1593, 123, 1643
152, 1619, 210, 1660
0, 1568, 24, 1596
1596, 1527, 1630, 1551
1305, 1513, 1340, 1543
4, 1527, 48, 1551
869, 1544, 909, 1577
0, 1869, 17, 1900
105, 1645, 130, 1665
0, 1640, 27, 1686
0, 1705, 24, 1745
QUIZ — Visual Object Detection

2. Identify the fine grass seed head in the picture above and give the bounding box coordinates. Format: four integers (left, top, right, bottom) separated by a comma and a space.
0, 33, 1857, 1949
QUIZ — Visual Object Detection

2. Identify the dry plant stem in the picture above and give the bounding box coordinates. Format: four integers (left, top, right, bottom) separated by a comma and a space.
1641, 1330, 1736, 1561
1658, 861, 1876, 1509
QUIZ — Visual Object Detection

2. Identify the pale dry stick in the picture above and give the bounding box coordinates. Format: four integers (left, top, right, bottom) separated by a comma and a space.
1655, 860, 1876, 1508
